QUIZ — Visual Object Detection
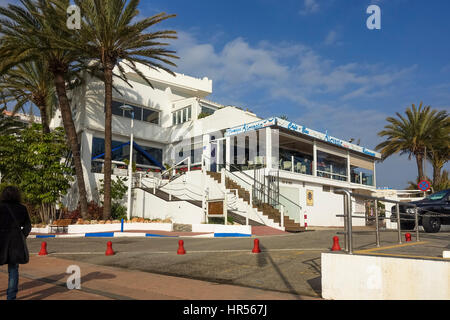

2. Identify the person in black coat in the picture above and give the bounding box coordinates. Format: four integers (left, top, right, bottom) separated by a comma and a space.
0, 186, 32, 300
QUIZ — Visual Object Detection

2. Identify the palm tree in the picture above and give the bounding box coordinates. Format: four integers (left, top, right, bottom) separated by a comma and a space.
376, 102, 448, 182
427, 120, 450, 189
65, 0, 179, 219
0, 59, 57, 134
0, 0, 90, 217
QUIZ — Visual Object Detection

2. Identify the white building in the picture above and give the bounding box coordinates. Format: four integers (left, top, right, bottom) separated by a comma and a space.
51, 62, 382, 231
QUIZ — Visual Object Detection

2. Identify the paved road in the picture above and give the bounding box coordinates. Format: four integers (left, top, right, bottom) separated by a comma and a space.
20, 229, 450, 299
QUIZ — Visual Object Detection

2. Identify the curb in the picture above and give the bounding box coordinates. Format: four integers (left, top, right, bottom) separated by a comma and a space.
29, 232, 252, 239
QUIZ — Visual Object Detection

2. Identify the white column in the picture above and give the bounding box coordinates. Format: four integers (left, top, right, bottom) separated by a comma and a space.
265, 127, 272, 171
225, 136, 231, 171
203, 134, 211, 171
217, 139, 221, 171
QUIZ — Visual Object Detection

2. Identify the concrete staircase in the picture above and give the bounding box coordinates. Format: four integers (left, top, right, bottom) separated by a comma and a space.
207, 172, 305, 232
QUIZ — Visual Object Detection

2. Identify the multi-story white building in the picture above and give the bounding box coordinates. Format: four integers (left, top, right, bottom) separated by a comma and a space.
51, 62, 382, 231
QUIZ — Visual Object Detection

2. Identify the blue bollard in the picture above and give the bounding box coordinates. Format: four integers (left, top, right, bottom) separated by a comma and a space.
121, 218, 124, 232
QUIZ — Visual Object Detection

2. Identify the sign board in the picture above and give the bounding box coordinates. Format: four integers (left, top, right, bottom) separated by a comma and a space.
306, 190, 314, 206
208, 201, 224, 215
418, 180, 431, 192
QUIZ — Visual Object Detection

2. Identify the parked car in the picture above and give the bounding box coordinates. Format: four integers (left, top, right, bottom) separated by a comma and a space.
391, 189, 450, 233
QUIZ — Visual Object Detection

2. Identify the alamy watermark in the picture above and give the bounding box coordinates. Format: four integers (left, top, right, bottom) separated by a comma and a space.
366, 5, 381, 30
67, 5, 81, 30
66, 265, 81, 290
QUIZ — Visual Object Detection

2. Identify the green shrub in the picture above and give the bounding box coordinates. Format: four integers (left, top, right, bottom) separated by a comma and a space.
111, 202, 127, 220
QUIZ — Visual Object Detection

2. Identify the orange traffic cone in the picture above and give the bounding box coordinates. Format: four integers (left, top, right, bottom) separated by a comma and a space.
252, 239, 261, 253
105, 241, 115, 256
331, 236, 341, 251
38, 242, 48, 256
177, 240, 186, 255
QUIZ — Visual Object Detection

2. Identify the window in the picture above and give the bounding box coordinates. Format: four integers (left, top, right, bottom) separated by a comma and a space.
110, 100, 159, 125
201, 105, 216, 116
316, 150, 348, 181
172, 105, 192, 125
142, 108, 159, 124
91, 137, 163, 171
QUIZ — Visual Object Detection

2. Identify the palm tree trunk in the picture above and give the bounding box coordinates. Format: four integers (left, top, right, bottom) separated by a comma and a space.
37, 104, 50, 134
53, 71, 89, 219
415, 153, 425, 182
102, 65, 113, 220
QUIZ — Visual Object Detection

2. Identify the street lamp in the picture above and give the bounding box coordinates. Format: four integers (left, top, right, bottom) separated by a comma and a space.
120, 104, 134, 221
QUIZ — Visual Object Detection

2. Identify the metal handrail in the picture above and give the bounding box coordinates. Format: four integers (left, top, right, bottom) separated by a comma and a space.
226, 162, 303, 212
335, 189, 432, 253
161, 156, 192, 178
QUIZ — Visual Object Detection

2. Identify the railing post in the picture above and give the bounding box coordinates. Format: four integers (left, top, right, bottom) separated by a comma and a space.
374, 200, 380, 247
224, 193, 228, 225
280, 205, 284, 229
249, 188, 253, 207
188, 156, 191, 172
347, 191, 353, 254
414, 206, 420, 242
396, 204, 402, 244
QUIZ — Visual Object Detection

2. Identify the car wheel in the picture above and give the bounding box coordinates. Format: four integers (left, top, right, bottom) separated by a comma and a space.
422, 215, 441, 233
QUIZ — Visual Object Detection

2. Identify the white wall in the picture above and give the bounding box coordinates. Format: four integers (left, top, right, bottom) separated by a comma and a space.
133, 188, 204, 224
321, 253, 450, 300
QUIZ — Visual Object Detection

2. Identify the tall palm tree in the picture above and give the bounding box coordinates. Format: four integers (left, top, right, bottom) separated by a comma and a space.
376, 102, 448, 182
63, 0, 179, 219
0, 59, 57, 134
0, 0, 90, 217
427, 119, 450, 188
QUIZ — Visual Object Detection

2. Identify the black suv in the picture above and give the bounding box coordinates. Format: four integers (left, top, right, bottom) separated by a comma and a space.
391, 189, 450, 233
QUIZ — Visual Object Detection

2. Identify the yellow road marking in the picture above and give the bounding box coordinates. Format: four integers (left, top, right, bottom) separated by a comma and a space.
356, 252, 449, 261
354, 241, 428, 254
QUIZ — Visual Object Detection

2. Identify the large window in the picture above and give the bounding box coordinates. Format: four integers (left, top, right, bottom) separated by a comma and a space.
201, 105, 216, 116
350, 154, 375, 186
278, 134, 313, 175
316, 150, 348, 181
91, 137, 162, 172
111, 100, 159, 125
172, 105, 192, 125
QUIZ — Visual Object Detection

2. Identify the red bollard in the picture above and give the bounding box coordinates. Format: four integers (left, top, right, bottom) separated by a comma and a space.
331, 236, 341, 251
405, 233, 412, 242
105, 241, 115, 256
252, 238, 261, 254
38, 242, 48, 256
177, 240, 186, 255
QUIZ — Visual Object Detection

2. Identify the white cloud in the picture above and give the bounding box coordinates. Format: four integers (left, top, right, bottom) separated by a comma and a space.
299, 0, 320, 15
173, 31, 417, 110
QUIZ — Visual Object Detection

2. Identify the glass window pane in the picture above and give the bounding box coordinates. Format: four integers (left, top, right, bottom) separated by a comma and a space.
182, 108, 187, 122
111, 101, 124, 117
143, 108, 159, 124
317, 150, 347, 181
177, 110, 181, 124
187, 106, 192, 120
201, 106, 215, 115
123, 105, 141, 121
173, 112, 176, 125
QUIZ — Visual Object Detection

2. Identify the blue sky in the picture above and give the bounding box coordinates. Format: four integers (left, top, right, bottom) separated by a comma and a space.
2, 0, 449, 189
138, 0, 449, 189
